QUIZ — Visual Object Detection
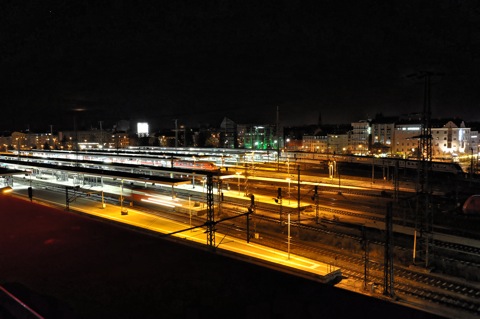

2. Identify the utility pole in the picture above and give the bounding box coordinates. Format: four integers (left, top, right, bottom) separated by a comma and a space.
297, 165, 301, 224
371, 159, 375, 184
74, 116, 80, 166
274, 187, 283, 223
217, 178, 222, 217
276, 105, 280, 171
174, 119, 178, 148
99, 121, 103, 147
361, 225, 369, 291
471, 148, 475, 178
247, 194, 255, 243
384, 202, 394, 297
311, 185, 319, 223
394, 160, 399, 201
206, 173, 215, 248
49, 124, 54, 150
409, 71, 442, 268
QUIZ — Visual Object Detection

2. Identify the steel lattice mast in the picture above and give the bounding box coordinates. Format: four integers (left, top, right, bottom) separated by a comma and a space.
414, 71, 438, 268
206, 173, 215, 247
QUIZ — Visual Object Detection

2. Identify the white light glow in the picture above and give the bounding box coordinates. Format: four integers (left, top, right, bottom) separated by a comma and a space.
140, 194, 183, 208
137, 122, 149, 135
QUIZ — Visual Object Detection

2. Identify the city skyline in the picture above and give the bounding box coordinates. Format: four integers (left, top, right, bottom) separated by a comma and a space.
2, 2, 480, 132
1, 107, 479, 134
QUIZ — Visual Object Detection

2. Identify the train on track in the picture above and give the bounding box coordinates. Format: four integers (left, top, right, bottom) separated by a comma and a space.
2, 148, 465, 175
286, 151, 464, 175
1, 150, 219, 172
462, 195, 480, 215
171, 160, 217, 170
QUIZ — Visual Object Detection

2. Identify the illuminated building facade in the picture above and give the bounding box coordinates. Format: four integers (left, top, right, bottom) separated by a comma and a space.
349, 121, 371, 154
238, 124, 277, 150
302, 135, 328, 152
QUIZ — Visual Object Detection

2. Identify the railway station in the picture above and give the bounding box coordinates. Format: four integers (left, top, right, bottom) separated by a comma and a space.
2, 147, 480, 319
0, 155, 344, 286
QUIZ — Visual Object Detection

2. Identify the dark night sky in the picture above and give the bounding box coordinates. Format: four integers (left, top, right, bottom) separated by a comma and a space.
2, 1, 480, 132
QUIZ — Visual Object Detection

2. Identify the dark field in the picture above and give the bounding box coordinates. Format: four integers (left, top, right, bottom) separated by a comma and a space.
0, 195, 444, 319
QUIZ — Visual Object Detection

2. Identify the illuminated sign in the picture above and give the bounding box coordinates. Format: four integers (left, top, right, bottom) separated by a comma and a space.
137, 122, 149, 136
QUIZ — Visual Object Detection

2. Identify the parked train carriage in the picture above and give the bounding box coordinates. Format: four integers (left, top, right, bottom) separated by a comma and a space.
286, 151, 464, 175
173, 160, 218, 171
462, 195, 480, 215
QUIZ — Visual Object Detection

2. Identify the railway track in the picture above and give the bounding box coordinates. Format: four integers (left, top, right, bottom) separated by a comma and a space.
434, 240, 480, 256
244, 227, 480, 318
13, 177, 480, 317
16, 176, 480, 264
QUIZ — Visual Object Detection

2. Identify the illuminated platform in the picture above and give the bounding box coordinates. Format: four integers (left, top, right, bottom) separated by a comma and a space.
62, 195, 342, 286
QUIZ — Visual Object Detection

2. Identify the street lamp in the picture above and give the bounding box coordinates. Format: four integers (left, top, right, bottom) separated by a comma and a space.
101, 190, 106, 209
202, 177, 206, 193
189, 195, 192, 229
120, 179, 128, 215
287, 213, 291, 260
338, 163, 341, 194
286, 177, 291, 205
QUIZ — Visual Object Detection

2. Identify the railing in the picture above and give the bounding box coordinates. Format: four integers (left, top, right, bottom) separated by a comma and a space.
0, 285, 45, 319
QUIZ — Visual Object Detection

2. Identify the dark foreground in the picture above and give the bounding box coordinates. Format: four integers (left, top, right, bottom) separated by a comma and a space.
0, 195, 444, 319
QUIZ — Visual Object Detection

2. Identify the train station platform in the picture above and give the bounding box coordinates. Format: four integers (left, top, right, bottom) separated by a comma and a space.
67, 194, 342, 285
11, 179, 342, 286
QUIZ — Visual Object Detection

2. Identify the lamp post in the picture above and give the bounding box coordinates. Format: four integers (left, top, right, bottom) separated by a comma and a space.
286, 177, 291, 205
189, 195, 192, 229
120, 179, 124, 213
101, 190, 106, 208
287, 213, 291, 260
297, 165, 301, 224
338, 162, 341, 194
251, 151, 255, 175
471, 148, 474, 177
371, 158, 375, 184
120, 179, 128, 215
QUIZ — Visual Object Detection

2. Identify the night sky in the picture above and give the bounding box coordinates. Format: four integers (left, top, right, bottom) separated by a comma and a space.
2, 1, 480, 132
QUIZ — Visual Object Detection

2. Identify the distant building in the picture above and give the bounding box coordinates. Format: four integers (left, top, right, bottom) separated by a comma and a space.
220, 117, 237, 148
58, 129, 130, 150
349, 121, 370, 154
393, 119, 473, 160
238, 124, 277, 150
471, 130, 479, 155
393, 123, 422, 158
327, 134, 349, 154
302, 135, 328, 153
10, 131, 57, 150
431, 120, 471, 160
283, 124, 350, 153
371, 121, 396, 155
0, 132, 12, 152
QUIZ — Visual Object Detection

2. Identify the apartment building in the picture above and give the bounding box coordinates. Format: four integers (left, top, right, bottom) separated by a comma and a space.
349, 121, 370, 154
